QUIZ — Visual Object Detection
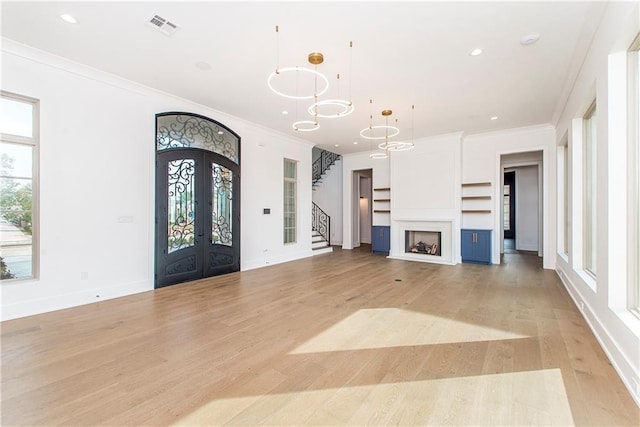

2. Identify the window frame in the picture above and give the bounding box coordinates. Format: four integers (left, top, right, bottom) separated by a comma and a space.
556, 138, 570, 258
0, 91, 39, 282
283, 158, 297, 244
562, 140, 570, 256
628, 35, 640, 315
583, 100, 597, 278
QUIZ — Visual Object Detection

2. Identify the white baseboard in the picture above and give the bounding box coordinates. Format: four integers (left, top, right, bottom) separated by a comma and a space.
242, 250, 313, 271
556, 268, 640, 407
1, 280, 151, 321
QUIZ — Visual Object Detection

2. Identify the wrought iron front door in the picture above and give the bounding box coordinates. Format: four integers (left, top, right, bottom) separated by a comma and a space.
155, 113, 240, 288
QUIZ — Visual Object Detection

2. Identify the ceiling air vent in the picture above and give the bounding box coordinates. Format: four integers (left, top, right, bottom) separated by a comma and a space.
147, 14, 179, 36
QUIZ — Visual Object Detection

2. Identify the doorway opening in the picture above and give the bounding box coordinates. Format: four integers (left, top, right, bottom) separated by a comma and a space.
503, 170, 516, 252
500, 151, 542, 260
351, 169, 372, 248
155, 113, 241, 288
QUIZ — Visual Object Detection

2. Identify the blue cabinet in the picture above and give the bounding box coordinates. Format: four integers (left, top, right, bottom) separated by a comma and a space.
372, 226, 390, 255
461, 229, 492, 264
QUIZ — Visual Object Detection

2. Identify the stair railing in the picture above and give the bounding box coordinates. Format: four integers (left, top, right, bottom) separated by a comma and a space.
312, 149, 341, 185
312, 202, 330, 245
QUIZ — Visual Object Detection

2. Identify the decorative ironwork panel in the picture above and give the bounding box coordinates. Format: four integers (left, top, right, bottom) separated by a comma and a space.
166, 256, 197, 275
210, 252, 233, 268
167, 159, 196, 253
211, 163, 233, 246
157, 114, 239, 163
312, 149, 340, 185
312, 201, 330, 245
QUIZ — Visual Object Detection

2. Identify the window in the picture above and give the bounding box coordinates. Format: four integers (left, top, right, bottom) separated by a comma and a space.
503, 185, 510, 231
0, 92, 38, 281
636, 42, 640, 311
563, 143, 569, 255
557, 140, 570, 256
631, 36, 640, 312
583, 101, 597, 277
283, 159, 297, 244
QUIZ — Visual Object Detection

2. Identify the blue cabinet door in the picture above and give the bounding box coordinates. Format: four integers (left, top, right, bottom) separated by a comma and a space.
372, 226, 390, 255
461, 229, 475, 261
461, 229, 491, 264
474, 230, 491, 264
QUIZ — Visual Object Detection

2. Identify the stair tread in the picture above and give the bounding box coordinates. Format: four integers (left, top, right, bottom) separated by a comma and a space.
312, 246, 333, 255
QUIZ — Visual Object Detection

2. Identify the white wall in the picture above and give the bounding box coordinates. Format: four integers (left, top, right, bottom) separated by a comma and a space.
463, 125, 556, 268
553, 1, 640, 406
311, 158, 343, 245
392, 133, 462, 218
241, 126, 313, 270
1, 39, 314, 320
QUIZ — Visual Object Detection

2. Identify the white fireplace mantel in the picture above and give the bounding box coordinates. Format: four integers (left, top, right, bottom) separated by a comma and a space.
388, 219, 456, 265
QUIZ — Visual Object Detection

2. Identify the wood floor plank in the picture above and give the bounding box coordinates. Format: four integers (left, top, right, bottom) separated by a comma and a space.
1, 247, 638, 426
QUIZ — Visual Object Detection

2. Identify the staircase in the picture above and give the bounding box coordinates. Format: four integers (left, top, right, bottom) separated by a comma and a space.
311, 201, 332, 256
311, 148, 339, 256
312, 149, 341, 189
312, 229, 332, 255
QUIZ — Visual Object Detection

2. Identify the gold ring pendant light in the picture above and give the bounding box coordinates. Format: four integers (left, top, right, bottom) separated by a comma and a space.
267, 25, 354, 132
368, 105, 415, 159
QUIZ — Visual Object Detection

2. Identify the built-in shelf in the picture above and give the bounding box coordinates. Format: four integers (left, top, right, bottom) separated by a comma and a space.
373, 188, 391, 215
461, 182, 492, 215
461, 195, 492, 200
461, 182, 491, 187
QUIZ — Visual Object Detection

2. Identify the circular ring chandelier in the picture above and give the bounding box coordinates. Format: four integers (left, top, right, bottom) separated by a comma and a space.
369, 152, 389, 159
308, 99, 355, 118
379, 141, 415, 151
267, 67, 330, 100
292, 120, 320, 132
360, 125, 400, 140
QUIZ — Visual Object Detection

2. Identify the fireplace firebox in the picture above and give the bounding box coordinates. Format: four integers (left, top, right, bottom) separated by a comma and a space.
405, 231, 441, 256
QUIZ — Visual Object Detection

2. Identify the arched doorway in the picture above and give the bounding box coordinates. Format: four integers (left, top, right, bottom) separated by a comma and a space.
155, 113, 240, 288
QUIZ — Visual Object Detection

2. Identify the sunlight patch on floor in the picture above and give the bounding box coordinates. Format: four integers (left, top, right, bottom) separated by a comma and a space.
172, 369, 573, 426
290, 308, 528, 354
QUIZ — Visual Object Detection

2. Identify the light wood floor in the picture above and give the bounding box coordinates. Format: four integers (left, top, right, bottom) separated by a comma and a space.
2, 247, 638, 426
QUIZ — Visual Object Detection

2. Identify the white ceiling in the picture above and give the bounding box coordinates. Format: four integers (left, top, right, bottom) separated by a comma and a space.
1, 1, 603, 155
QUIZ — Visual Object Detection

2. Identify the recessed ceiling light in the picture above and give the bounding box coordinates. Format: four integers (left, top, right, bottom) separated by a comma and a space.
353, 141, 358, 145
60, 13, 77, 24
469, 48, 483, 56
490, 116, 499, 120
334, 144, 339, 147
520, 33, 540, 45
195, 61, 212, 71
281, 110, 289, 115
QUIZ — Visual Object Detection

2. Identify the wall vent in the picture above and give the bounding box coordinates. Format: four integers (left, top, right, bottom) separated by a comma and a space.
147, 14, 179, 36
